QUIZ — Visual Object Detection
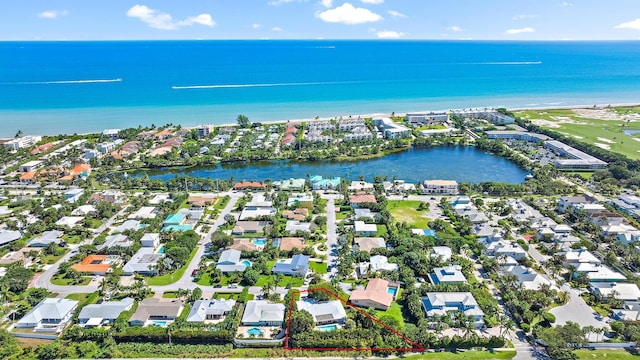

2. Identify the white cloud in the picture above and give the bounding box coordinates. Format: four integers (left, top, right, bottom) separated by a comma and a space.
320, 0, 333, 7
513, 14, 537, 20
387, 10, 407, 18
361, 0, 383, 3
37, 10, 68, 19
126, 5, 214, 30
560, 1, 573, 6
375, 30, 404, 38
506, 27, 535, 35
252, 23, 262, 29
272, 26, 283, 31
615, 18, 640, 30
447, 26, 462, 32
316, 3, 382, 25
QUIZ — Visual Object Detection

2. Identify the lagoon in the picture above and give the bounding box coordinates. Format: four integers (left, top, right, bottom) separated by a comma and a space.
139, 146, 528, 184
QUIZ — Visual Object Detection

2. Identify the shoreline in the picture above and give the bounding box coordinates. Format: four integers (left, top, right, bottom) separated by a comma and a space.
6, 101, 636, 139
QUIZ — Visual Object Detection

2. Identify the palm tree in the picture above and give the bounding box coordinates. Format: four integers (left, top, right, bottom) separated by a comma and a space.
261, 278, 275, 297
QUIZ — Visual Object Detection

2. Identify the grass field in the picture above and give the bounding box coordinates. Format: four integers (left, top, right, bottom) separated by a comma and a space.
146, 248, 198, 286
51, 275, 92, 286
387, 200, 431, 228
405, 350, 516, 360
575, 349, 639, 359
516, 106, 640, 159
309, 261, 327, 274
375, 302, 405, 328
65, 292, 95, 302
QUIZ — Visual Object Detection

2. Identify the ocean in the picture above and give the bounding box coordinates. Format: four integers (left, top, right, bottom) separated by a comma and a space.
1, 40, 640, 137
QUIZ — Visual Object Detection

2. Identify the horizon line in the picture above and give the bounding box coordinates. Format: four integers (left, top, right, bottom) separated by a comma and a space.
1, 38, 640, 42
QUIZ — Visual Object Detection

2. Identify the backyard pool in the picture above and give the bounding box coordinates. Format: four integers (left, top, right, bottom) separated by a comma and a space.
387, 287, 398, 296
253, 239, 267, 246
317, 324, 338, 332
242, 260, 251, 267
150, 320, 169, 327
247, 327, 263, 336
158, 246, 165, 254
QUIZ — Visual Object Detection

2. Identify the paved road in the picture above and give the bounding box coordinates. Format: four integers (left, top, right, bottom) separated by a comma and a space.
34, 205, 131, 293
149, 193, 240, 293
323, 198, 338, 281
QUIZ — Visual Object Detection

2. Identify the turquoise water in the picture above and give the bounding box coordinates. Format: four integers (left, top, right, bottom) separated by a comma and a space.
138, 146, 528, 184
317, 324, 338, 332
158, 246, 165, 254
241, 260, 251, 267
247, 327, 263, 336
387, 287, 398, 296
253, 239, 267, 246
1, 41, 640, 137
150, 320, 169, 327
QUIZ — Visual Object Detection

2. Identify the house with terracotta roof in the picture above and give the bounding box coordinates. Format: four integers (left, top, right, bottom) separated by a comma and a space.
230, 238, 258, 252
30, 142, 54, 155
349, 194, 377, 208
233, 181, 266, 190
349, 278, 396, 310
354, 237, 386, 253
282, 208, 309, 221
71, 255, 119, 275
187, 194, 217, 208
19, 171, 37, 184
278, 237, 305, 251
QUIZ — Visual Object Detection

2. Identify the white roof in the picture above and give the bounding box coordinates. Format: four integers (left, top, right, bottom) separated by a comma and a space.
297, 300, 347, 324
431, 266, 467, 284
564, 249, 601, 264
241, 300, 285, 324
502, 265, 556, 291
430, 246, 452, 261
18, 298, 78, 325
591, 283, 640, 301
55, 216, 84, 227
78, 298, 134, 321
187, 299, 236, 322
354, 221, 377, 233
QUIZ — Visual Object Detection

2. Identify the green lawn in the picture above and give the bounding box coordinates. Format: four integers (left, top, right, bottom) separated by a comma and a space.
197, 273, 237, 286
65, 292, 94, 302
405, 350, 516, 360
309, 261, 327, 274
375, 302, 405, 328
146, 248, 197, 286
41, 249, 69, 264
51, 276, 92, 286
376, 224, 388, 237
516, 107, 640, 159
62, 235, 83, 244
163, 291, 178, 298
575, 349, 639, 360
336, 211, 351, 221
85, 218, 102, 229
255, 274, 304, 288
386, 200, 431, 228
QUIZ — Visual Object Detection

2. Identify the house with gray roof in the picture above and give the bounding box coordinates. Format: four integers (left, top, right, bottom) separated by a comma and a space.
101, 234, 133, 250
0, 229, 21, 246
78, 298, 134, 328
187, 299, 236, 322
297, 300, 347, 325
16, 298, 78, 333
272, 254, 309, 277
122, 247, 163, 275
28, 230, 63, 247
129, 298, 183, 327
430, 266, 467, 285
216, 249, 250, 273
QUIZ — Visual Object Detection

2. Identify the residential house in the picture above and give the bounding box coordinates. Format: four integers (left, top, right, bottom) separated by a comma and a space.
354, 221, 377, 236
78, 298, 134, 328
233, 181, 266, 191
297, 300, 347, 325
230, 238, 259, 252
282, 208, 309, 221
430, 265, 467, 285
129, 206, 158, 219
122, 248, 164, 275
349, 194, 377, 208
72, 205, 97, 216
274, 178, 306, 191
239, 205, 277, 221
349, 278, 395, 310
55, 216, 84, 228
358, 255, 398, 276
430, 246, 452, 262
494, 242, 528, 261
0, 248, 40, 267
502, 265, 556, 291
71, 255, 118, 275
232, 220, 270, 235
140, 233, 160, 248
64, 188, 84, 203
557, 195, 593, 214
348, 181, 374, 192
590, 282, 640, 302
101, 234, 133, 250
241, 300, 285, 326
613, 301, 640, 321
278, 237, 305, 251
187, 299, 236, 322
272, 254, 309, 277
285, 220, 315, 234
354, 237, 386, 253
287, 194, 314, 208
28, 230, 63, 247
0, 229, 21, 247
19, 160, 42, 173
309, 175, 341, 190
129, 298, 183, 327
422, 292, 485, 328
216, 249, 250, 273
16, 298, 78, 333
564, 248, 626, 282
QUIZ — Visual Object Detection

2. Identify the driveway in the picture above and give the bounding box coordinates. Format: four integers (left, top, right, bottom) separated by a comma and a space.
323, 198, 338, 281
549, 285, 610, 334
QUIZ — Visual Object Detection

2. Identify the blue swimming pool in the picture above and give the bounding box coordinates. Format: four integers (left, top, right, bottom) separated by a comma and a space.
387, 287, 398, 296
150, 320, 169, 327
317, 324, 338, 332
253, 239, 267, 246
241, 260, 251, 267
247, 327, 263, 336
158, 246, 165, 254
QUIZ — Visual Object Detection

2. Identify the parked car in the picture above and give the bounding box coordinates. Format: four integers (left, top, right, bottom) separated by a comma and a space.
191, 269, 198, 277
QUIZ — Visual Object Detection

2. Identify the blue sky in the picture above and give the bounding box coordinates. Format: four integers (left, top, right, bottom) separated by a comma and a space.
2, 0, 640, 40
